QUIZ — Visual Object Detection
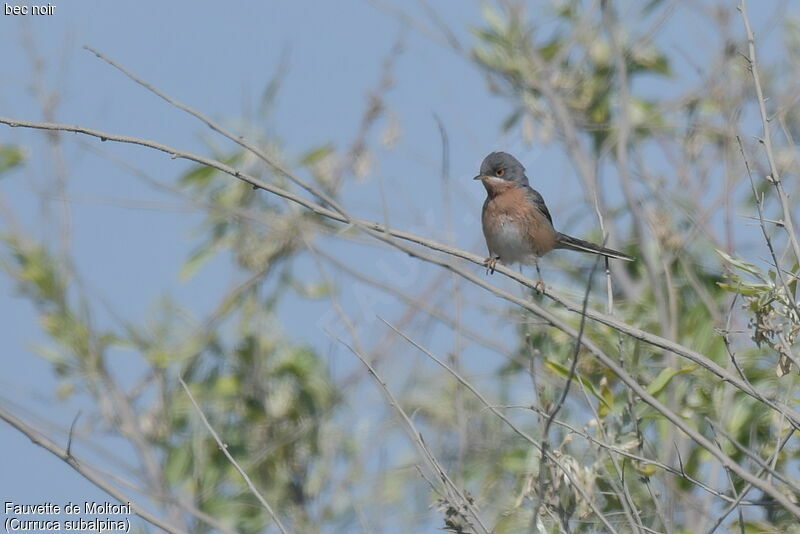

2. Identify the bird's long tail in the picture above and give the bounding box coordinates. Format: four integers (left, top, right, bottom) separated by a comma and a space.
555, 233, 634, 261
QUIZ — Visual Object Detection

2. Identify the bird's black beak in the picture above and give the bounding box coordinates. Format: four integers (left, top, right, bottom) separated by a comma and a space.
473, 174, 485, 180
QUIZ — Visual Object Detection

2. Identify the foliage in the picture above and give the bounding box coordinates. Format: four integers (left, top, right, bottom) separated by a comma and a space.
1, 154, 345, 531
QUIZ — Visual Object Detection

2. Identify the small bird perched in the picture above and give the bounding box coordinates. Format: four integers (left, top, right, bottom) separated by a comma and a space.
475, 152, 633, 281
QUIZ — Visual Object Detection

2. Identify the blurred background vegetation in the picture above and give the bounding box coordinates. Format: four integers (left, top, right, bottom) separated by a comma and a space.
2, 1, 800, 533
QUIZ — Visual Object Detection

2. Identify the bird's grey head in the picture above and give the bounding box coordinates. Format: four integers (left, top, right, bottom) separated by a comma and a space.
475, 152, 528, 185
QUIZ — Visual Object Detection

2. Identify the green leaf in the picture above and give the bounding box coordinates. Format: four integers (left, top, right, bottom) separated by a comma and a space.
633, 461, 658, 477
544, 359, 610, 409
727, 402, 754, 436
300, 144, 335, 166
646, 365, 698, 396
180, 164, 217, 187
481, 3, 507, 34
627, 43, 671, 76
180, 243, 218, 281
788, 262, 799, 297
501, 109, 522, 132
716, 282, 770, 296
291, 280, 333, 299
56, 381, 75, 399
180, 153, 242, 188
164, 445, 191, 485
735, 520, 778, 534
0, 145, 24, 174
716, 249, 761, 276
538, 38, 562, 61
598, 377, 614, 418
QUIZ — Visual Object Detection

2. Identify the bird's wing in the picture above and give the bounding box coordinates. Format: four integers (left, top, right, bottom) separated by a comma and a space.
524, 186, 553, 226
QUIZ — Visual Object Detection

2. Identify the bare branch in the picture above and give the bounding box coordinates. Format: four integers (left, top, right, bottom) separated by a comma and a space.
0, 405, 188, 534
178, 378, 290, 534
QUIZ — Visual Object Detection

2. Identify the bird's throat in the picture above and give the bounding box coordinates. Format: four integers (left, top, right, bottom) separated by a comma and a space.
481, 177, 518, 198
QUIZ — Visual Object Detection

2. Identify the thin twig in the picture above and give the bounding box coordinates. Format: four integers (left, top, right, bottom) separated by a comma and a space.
65, 411, 81, 459
82, 46, 351, 224
532, 253, 603, 530
331, 334, 491, 534
704, 426, 796, 533
739, 0, 800, 268
178, 377, 290, 534
736, 136, 800, 321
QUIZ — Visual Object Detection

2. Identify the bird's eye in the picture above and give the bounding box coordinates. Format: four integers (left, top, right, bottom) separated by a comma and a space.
496, 168, 505, 177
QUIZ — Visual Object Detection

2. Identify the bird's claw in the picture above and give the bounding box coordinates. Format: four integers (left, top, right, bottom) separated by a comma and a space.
534, 279, 546, 294
483, 256, 499, 275
533, 260, 545, 294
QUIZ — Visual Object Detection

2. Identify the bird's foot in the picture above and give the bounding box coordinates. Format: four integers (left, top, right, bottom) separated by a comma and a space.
483, 256, 500, 275
533, 260, 545, 294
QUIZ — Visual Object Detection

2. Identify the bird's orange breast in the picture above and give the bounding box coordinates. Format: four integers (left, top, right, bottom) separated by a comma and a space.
481, 184, 557, 260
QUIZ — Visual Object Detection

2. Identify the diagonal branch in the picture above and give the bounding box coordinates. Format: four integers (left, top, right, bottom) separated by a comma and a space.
3, 115, 797, 431
82, 46, 350, 223
0, 405, 188, 534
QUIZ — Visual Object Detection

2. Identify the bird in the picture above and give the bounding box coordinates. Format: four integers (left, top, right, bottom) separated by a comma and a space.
474, 152, 633, 284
